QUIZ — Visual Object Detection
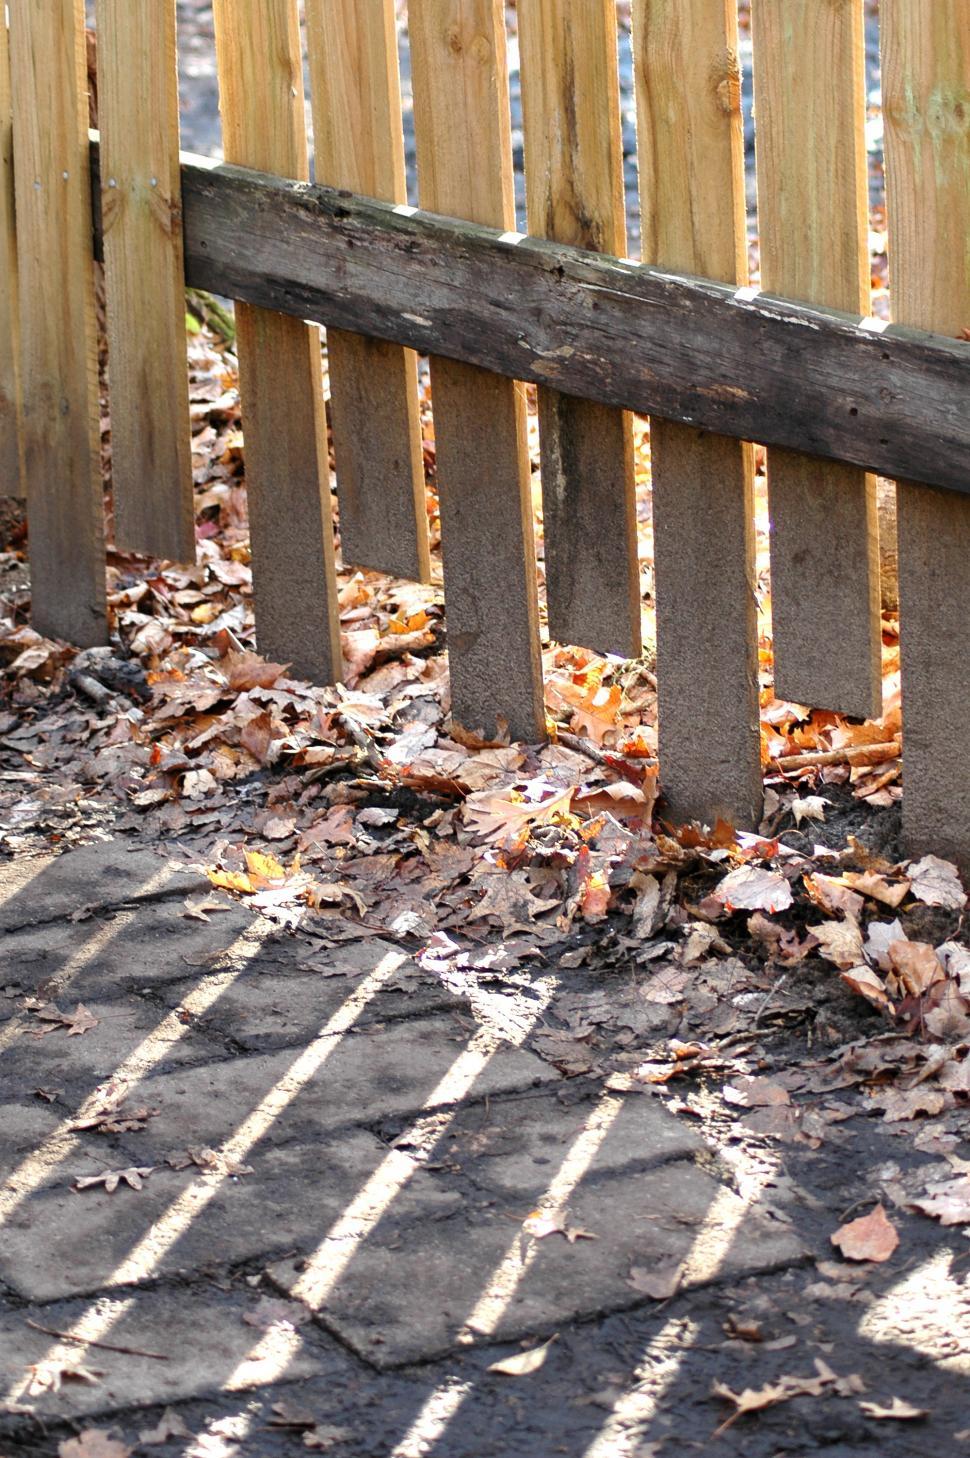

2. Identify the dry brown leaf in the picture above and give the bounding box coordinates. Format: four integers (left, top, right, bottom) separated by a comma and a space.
463, 781, 574, 844
840, 965, 894, 1015
907, 855, 967, 911
924, 984, 970, 1042
887, 940, 945, 997
874, 1086, 949, 1122
74, 1166, 155, 1194
811, 919, 865, 969
908, 1175, 970, 1226
830, 1204, 899, 1263
138, 1410, 191, 1445
841, 870, 911, 909
804, 873, 864, 922
859, 1397, 928, 1421
714, 865, 793, 914
488, 1334, 558, 1376
58, 1432, 132, 1458
627, 1262, 684, 1300
28, 1362, 104, 1396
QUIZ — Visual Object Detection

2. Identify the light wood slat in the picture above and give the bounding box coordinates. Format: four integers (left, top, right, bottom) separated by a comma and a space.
96, 0, 194, 562
305, 0, 429, 584
0, 12, 24, 498
8, 0, 106, 646
517, 0, 640, 658
882, 0, 970, 871
408, 0, 543, 741
212, 0, 341, 684
752, 0, 881, 719
632, 0, 761, 828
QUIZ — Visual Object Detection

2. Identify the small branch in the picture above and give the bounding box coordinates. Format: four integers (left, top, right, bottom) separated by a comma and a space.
556, 730, 609, 765
771, 740, 900, 772
69, 671, 114, 709
25, 1317, 169, 1361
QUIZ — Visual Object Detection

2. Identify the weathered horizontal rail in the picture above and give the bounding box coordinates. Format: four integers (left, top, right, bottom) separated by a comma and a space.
91, 139, 970, 497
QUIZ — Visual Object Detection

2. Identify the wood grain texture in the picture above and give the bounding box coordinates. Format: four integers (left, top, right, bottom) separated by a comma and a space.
155, 150, 970, 498
409, 0, 543, 741
882, 0, 970, 871
9, 0, 106, 646
632, 0, 761, 829
518, 0, 640, 657
96, 0, 194, 562
305, 0, 429, 583
213, 0, 341, 684
753, 0, 881, 719
0, 12, 24, 498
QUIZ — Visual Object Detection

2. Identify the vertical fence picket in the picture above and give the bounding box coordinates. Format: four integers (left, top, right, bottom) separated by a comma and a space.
305, 0, 430, 585
408, 0, 544, 741
517, 0, 640, 659
96, 0, 195, 563
212, 0, 341, 683
8, 0, 106, 646
882, 0, 970, 870
752, 0, 881, 719
0, 9, 23, 498
631, 0, 761, 828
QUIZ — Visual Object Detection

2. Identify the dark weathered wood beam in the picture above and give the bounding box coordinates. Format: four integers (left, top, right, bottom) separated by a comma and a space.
90, 138, 970, 497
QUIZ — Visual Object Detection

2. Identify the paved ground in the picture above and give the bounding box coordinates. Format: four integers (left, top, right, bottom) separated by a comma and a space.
1, 839, 968, 1458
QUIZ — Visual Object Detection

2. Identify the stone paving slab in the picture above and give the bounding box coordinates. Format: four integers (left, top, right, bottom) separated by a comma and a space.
0, 842, 208, 931
0, 1286, 327, 1422
1, 896, 256, 1000
0, 997, 225, 1095
270, 1150, 806, 1369
421, 1087, 707, 1196
0, 1131, 462, 1303
0, 1099, 64, 1183
155, 964, 463, 1052
102, 1014, 556, 1162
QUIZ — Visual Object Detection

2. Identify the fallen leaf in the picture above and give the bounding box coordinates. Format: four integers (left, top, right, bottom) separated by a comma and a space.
524, 1210, 598, 1244
908, 1175, 970, 1226
859, 1397, 928, 1421
804, 873, 864, 922
714, 865, 793, 914
831, 1204, 899, 1263
887, 940, 945, 997
841, 870, 910, 909
28, 1362, 104, 1396
627, 1262, 684, 1300
811, 919, 865, 969
488, 1335, 558, 1376
74, 1166, 155, 1194
840, 965, 894, 1015
139, 1409, 192, 1445
58, 1431, 132, 1458
242, 1297, 310, 1331
906, 855, 967, 911
792, 795, 827, 827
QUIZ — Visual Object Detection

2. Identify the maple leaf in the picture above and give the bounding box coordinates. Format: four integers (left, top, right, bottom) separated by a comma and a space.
811, 918, 865, 970
906, 854, 967, 911
907, 1175, 970, 1226
74, 1166, 155, 1194
556, 680, 623, 746
831, 1204, 898, 1263
627, 1262, 684, 1300
28, 1362, 104, 1396
840, 966, 894, 1015
886, 940, 945, 998
32, 1003, 99, 1037
219, 651, 289, 693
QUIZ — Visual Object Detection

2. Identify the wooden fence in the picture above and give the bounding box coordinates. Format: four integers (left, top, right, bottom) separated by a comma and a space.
1, 2, 968, 867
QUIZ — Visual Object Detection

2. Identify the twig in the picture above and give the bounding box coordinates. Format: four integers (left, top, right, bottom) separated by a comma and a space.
771, 740, 900, 772
25, 1318, 169, 1361
753, 973, 788, 1028
69, 671, 114, 709
556, 730, 609, 765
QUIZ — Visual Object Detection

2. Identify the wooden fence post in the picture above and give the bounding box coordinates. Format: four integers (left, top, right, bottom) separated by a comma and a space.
0, 9, 24, 499
408, 0, 544, 742
212, 0, 342, 684
882, 0, 970, 872
95, 0, 195, 563
632, 0, 762, 828
517, 0, 641, 660
305, 0, 430, 585
8, 0, 106, 646
752, 0, 881, 719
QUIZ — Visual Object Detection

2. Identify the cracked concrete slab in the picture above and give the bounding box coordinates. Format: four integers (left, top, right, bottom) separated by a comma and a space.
0, 1100, 63, 1183
1, 897, 256, 1001
0, 842, 208, 931
0, 1285, 326, 1422
0, 1131, 462, 1302
105, 1013, 557, 1162
270, 1149, 806, 1368
0, 997, 225, 1093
